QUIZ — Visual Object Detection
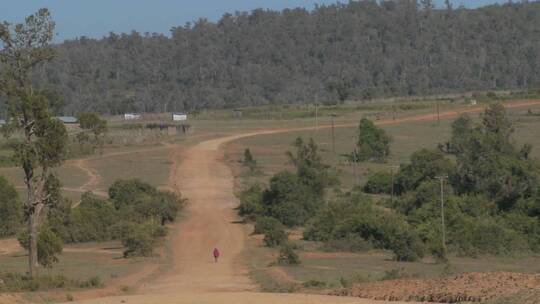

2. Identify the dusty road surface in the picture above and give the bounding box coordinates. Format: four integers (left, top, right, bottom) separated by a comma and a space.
71, 100, 540, 304
74, 134, 404, 304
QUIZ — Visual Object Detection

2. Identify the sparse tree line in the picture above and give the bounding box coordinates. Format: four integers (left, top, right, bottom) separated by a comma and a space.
2, 1, 538, 115
239, 103, 540, 262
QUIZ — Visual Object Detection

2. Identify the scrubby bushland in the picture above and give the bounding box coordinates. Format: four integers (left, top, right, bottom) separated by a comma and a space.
238, 137, 335, 227
0, 273, 103, 292
387, 103, 540, 257
0, 176, 22, 237
46, 180, 185, 257
304, 192, 425, 262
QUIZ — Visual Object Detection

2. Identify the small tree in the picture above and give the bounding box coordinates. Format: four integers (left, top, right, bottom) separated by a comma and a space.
0, 9, 67, 277
355, 118, 391, 162
286, 137, 336, 196
77, 112, 107, 153
276, 242, 301, 265
243, 148, 257, 172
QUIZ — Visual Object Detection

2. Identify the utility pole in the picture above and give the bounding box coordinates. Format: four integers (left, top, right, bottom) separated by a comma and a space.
352, 136, 358, 186
331, 113, 336, 153
392, 105, 396, 121
436, 175, 448, 258
436, 100, 440, 125
315, 102, 319, 132
390, 165, 399, 204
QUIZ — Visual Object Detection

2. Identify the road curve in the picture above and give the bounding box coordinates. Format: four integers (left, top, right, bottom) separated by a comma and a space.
72, 100, 540, 304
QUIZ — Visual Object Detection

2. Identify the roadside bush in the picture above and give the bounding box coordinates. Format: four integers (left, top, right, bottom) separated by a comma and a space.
304, 192, 424, 261
0, 273, 103, 292
261, 171, 322, 227
263, 222, 288, 247
0, 176, 22, 237
363, 171, 392, 194
254, 216, 283, 235
66, 193, 118, 242
238, 184, 263, 221
133, 191, 185, 225
122, 221, 167, 257
303, 280, 326, 288
276, 242, 301, 265
109, 179, 156, 210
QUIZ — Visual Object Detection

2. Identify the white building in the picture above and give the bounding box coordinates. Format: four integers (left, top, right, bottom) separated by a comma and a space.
124, 113, 141, 120
172, 113, 187, 121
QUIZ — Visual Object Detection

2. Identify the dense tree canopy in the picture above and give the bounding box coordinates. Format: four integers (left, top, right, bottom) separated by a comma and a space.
11, 1, 540, 115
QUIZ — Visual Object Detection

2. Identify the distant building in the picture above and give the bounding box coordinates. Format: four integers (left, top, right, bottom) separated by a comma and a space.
55, 116, 78, 124
172, 113, 187, 121
0, 119, 6, 126
124, 113, 141, 120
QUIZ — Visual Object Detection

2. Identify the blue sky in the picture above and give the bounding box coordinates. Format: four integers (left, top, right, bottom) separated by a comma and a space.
1, 0, 507, 42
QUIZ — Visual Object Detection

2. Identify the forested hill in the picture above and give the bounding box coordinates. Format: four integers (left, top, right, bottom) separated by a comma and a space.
33, 1, 540, 114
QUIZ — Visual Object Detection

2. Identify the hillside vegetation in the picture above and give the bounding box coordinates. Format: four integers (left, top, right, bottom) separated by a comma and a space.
11, 1, 540, 114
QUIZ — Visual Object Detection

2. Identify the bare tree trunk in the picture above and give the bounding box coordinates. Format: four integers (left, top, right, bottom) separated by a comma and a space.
28, 212, 39, 278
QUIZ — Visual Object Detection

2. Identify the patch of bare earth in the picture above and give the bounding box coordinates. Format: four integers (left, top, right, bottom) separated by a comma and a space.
333, 272, 540, 303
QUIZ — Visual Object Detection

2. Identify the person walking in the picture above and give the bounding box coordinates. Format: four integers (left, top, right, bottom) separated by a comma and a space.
213, 247, 220, 263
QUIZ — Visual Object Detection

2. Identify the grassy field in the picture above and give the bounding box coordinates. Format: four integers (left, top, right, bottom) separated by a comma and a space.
227, 100, 540, 293
227, 103, 540, 190
0, 241, 158, 289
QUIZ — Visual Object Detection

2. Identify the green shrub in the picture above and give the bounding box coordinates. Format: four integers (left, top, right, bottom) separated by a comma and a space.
18, 226, 63, 268
243, 148, 257, 172
121, 221, 166, 257
263, 223, 288, 247
78, 276, 103, 288
276, 242, 301, 265
0, 176, 22, 237
109, 179, 157, 210
238, 185, 263, 221
0, 273, 68, 292
363, 171, 393, 194
304, 193, 424, 261
355, 118, 391, 162
261, 171, 323, 227
302, 280, 326, 288
254, 216, 283, 235
66, 193, 118, 242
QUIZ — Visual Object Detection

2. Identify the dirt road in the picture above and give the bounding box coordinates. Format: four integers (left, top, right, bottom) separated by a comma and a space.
74, 133, 405, 304
71, 100, 540, 304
